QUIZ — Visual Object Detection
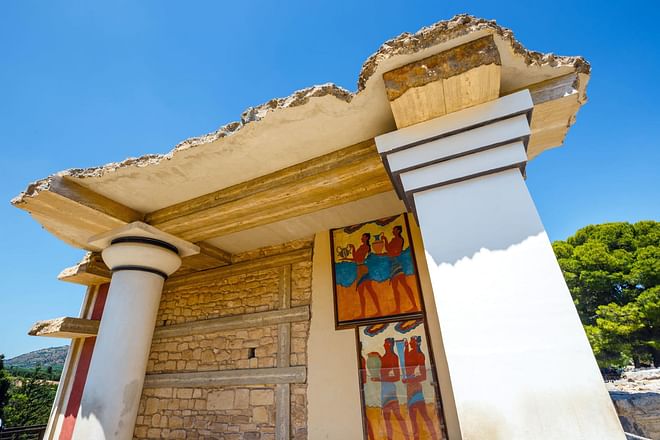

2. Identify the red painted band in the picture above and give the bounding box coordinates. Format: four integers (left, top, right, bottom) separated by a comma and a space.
58, 284, 109, 440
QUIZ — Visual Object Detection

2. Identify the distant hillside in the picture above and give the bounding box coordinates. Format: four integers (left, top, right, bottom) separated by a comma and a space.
5, 346, 68, 369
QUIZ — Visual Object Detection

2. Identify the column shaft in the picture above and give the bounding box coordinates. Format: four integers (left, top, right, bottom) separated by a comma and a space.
415, 169, 623, 439
72, 270, 164, 440
376, 92, 625, 439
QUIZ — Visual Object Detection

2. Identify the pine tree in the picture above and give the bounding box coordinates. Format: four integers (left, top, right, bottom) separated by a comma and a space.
554, 221, 660, 367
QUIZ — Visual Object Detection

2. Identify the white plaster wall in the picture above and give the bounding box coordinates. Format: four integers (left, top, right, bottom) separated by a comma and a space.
414, 169, 624, 440
307, 232, 364, 440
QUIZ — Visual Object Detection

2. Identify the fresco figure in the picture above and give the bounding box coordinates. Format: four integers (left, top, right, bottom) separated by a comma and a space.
332, 214, 424, 326
403, 336, 437, 440
383, 226, 417, 313
349, 233, 382, 317
371, 338, 411, 440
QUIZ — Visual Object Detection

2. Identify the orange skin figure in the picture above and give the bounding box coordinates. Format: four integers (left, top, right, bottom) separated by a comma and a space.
372, 339, 411, 440
349, 233, 382, 317
403, 337, 438, 440
383, 226, 417, 313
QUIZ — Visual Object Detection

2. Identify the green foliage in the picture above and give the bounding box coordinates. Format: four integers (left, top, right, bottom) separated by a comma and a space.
7, 365, 62, 382
0, 357, 57, 428
553, 221, 660, 368
0, 355, 11, 422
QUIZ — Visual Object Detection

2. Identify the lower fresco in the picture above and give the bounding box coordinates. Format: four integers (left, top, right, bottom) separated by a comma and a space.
358, 320, 446, 440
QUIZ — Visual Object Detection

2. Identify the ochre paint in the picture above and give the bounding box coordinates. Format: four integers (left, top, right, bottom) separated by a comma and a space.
336, 275, 421, 322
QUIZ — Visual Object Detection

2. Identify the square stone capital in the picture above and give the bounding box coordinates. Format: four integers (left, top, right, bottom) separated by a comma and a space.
375, 90, 534, 214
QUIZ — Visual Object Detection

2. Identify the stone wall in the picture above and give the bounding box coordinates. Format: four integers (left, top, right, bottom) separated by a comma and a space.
133, 239, 313, 440
134, 386, 277, 440
147, 326, 280, 373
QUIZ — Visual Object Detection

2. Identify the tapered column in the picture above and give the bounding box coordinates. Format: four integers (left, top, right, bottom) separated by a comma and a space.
72, 223, 198, 440
376, 91, 625, 439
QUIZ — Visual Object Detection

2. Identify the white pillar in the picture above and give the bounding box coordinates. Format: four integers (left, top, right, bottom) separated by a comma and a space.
376, 91, 625, 440
72, 223, 198, 440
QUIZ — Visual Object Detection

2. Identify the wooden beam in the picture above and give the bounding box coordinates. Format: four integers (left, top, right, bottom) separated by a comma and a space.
276, 265, 293, 367
523, 73, 584, 158
175, 241, 233, 275
467, 72, 587, 159
525, 73, 581, 105
18, 140, 386, 265
48, 176, 143, 223
276, 323, 292, 369
146, 139, 378, 225
153, 306, 309, 339
146, 140, 392, 242
13, 176, 143, 249
276, 264, 293, 440
13, 179, 141, 249
58, 252, 111, 285
17, 176, 233, 274
59, 243, 233, 284
196, 241, 233, 264
275, 383, 290, 440
279, 265, 292, 309
28, 317, 99, 338
143, 366, 306, 388
275, 324, 292, 439
384, 35, 501, 128
164, 241, 312, 292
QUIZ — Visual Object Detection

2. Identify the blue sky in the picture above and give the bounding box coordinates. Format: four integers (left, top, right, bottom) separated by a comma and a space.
1, 1, 658, 359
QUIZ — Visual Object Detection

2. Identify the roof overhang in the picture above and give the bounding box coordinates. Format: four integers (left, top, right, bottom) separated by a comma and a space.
12, 14, 590, 267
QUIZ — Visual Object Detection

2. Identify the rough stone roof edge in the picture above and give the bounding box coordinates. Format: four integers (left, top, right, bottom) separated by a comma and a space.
13, 13, 590, 206
357, 14, 590, 91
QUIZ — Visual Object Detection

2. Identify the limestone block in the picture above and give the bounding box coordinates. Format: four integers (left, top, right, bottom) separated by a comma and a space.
206, 390, 234, 411
170, 429, 186, 439
235, 388, 250, 409
154, 388, 173, 398
250, 389, 274, 406
201, 349, 215, 363
176, 388, 193, 399
169, 416, 184, 429
145, 398, 159, 415
252, 406, 270, 424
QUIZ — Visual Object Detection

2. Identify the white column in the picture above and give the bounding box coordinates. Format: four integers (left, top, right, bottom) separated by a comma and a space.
376, 91, 625, 440
72, 223, 198, 440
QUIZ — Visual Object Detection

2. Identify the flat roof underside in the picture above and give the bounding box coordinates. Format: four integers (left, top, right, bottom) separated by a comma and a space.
13, 15, 590, 255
